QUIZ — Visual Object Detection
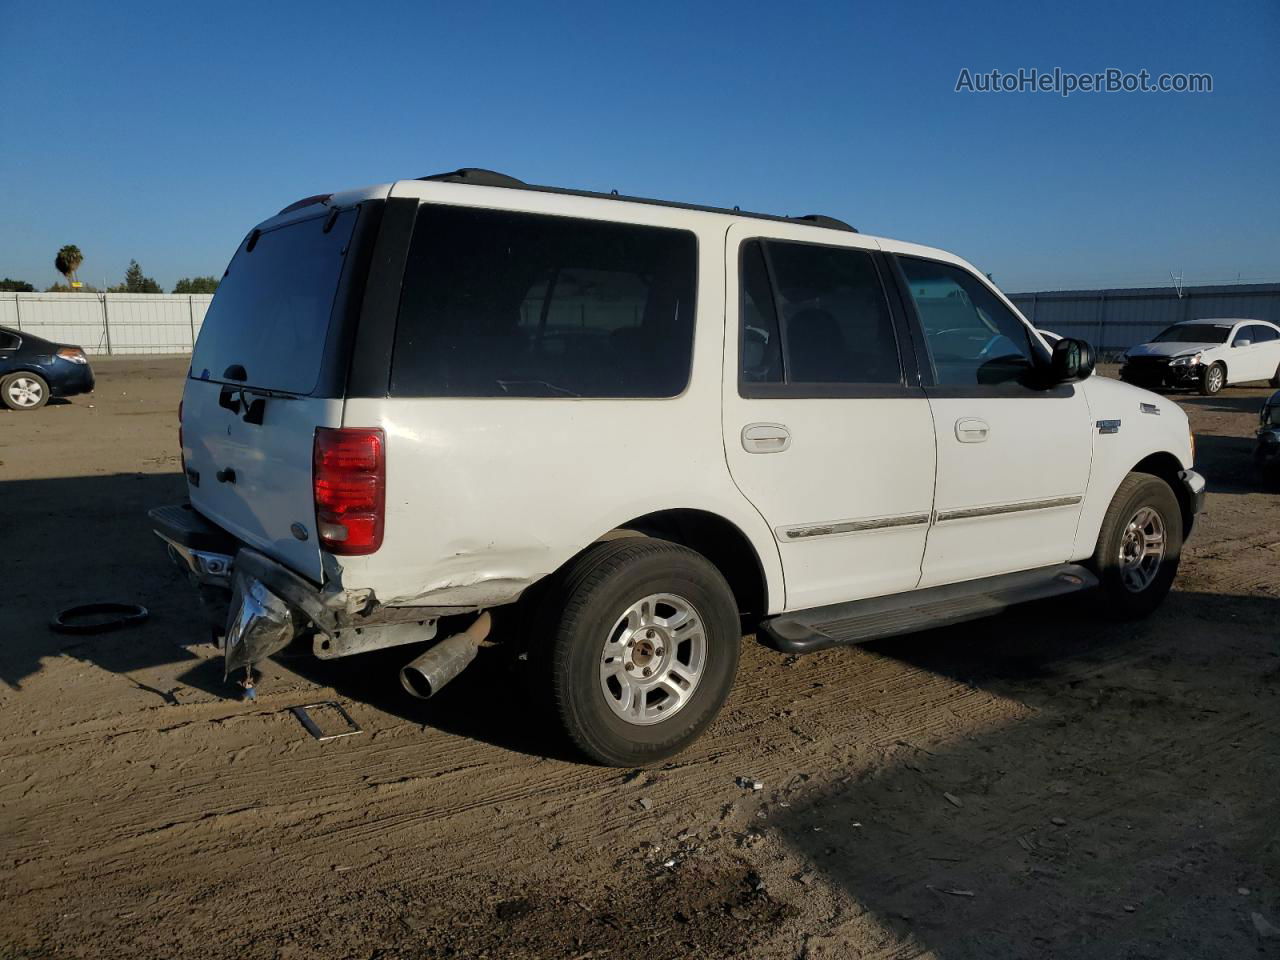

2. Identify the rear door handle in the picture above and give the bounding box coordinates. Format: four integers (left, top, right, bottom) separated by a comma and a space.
955, 418, 989, 443
742, 423, 791, 454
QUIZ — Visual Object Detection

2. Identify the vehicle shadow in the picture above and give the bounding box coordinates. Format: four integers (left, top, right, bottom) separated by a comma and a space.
285, 633, 583, 761
767, 590, 1280, 959
1191, 434, 1264, 495
0, 472, 231, 697
1177, 392, 1270, 416
0, 471, 575, 754
0, 397, 72, 413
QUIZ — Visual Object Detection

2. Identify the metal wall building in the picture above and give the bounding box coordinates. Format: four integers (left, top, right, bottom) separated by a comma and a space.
1009, 282, 1280, 361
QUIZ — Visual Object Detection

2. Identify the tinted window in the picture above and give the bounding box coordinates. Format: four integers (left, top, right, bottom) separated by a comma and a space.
392, 206, 696, 398
739, 239, 901, 389
898, 257, 1039, 387
740, 241, 783, 384
1153, 323, 1231, 344
1256, 325, 1280, 343
191, 210, 356, 394
0, 331, 19, 350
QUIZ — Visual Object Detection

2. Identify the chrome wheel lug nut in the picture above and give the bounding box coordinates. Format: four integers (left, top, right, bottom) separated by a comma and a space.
642, 667, 652, 677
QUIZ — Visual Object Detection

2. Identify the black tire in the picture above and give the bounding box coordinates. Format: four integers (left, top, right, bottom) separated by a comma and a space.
534, 538, 740, 767
1198, 362, 1225, 396
1, 372, 50, 410
1091, 473, 1183, 619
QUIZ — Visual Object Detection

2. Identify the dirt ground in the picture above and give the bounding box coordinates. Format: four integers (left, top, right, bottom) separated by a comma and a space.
1, 356, 1277, 960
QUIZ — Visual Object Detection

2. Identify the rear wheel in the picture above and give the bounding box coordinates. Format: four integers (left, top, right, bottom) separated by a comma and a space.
1, 373, 49, 410
1092, 473, 1183, 618
536, 538, 740, 766
1199, 362, 1225, 395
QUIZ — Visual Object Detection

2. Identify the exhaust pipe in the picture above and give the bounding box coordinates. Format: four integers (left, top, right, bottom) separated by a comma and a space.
399, 611, 492, 699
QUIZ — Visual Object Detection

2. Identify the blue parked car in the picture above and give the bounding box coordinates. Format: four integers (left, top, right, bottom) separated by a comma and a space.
0, 325, 95, 410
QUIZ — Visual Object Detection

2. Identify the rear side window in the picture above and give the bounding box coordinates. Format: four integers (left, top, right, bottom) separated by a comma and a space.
897, 257, 1041, 387
191, 210, 356, 394
739, 238, 902, 393
391, 205, 697, 398
0, 331, 19, 350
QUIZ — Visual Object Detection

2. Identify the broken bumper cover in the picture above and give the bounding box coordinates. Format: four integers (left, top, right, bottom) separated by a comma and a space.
225, 572, 296, 676
149, 503, 341, 674
1119, 359, 1202, 390
149, 502, 442, 670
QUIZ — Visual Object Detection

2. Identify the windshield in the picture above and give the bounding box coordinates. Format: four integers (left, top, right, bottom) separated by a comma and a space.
191, 209, 356, 394
1153, 323, 1231, 344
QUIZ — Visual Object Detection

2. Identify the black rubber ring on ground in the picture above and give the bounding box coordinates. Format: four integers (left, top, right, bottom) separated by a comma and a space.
50, 602, 151, 635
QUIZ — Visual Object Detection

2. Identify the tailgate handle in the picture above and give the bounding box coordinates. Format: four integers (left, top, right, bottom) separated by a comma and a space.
216, 468, 237, 484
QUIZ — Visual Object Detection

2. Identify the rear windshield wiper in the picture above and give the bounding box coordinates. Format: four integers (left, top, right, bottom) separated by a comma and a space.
496, 379, 582, 398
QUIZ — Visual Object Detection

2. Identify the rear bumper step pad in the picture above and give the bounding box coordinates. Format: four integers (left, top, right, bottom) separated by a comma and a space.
761, 563, 1099, 654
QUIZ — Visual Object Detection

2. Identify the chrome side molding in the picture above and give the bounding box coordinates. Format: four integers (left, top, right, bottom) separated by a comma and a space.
934, 495, 1083, 524
777, 513, 932, 541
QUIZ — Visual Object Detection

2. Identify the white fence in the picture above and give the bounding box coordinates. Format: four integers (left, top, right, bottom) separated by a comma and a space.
0, 293, 214, 355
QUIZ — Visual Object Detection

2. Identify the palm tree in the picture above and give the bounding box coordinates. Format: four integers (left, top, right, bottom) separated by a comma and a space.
54, 245, 84, 287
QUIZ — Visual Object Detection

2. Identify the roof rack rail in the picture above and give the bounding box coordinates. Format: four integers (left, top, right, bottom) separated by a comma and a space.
790, 213, 856, 232
418, 168, 527, 188
276, 193, 333, 216
414, 169, 857, 234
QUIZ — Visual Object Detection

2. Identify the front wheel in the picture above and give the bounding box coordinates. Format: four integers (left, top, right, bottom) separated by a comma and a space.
1199, 362, 1225, 395
1092, 473, 1183, 618
1, 372, 49, 410
538, 538, 741, 766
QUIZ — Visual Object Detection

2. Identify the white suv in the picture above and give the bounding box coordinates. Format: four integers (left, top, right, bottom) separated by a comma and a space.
152, 169, 1204, 765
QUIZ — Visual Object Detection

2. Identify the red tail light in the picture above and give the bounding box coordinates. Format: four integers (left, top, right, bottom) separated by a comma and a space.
313, 428, 385, 555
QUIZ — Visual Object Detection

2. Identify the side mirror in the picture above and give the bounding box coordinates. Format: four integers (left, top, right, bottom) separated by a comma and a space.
1234, 339, 1252, 348
1050, 337, 1095, 383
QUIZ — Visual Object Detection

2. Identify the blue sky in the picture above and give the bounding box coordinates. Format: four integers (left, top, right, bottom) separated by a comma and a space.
1, 0, 1276, 293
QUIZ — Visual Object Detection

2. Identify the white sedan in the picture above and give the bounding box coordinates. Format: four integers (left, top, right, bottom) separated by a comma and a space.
1119, 318, 1280, 395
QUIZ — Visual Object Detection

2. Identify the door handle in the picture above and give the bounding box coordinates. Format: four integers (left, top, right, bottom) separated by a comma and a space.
742, 423, 791, 454
955, 418, 989, 443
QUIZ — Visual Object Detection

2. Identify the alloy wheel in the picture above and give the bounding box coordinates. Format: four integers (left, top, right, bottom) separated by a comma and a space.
7, 377, 44, 408
599, 593, 706, 725
1118, 506, 1166, 592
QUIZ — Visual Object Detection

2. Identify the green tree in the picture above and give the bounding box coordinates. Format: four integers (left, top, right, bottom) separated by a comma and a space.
109, 259, 162, 293
54, 244, 84, 286
0, 278, 34, 292
173, 275, 220, 294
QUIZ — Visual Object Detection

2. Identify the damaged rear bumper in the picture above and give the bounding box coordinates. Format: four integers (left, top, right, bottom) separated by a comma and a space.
149, 503, 438, 670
